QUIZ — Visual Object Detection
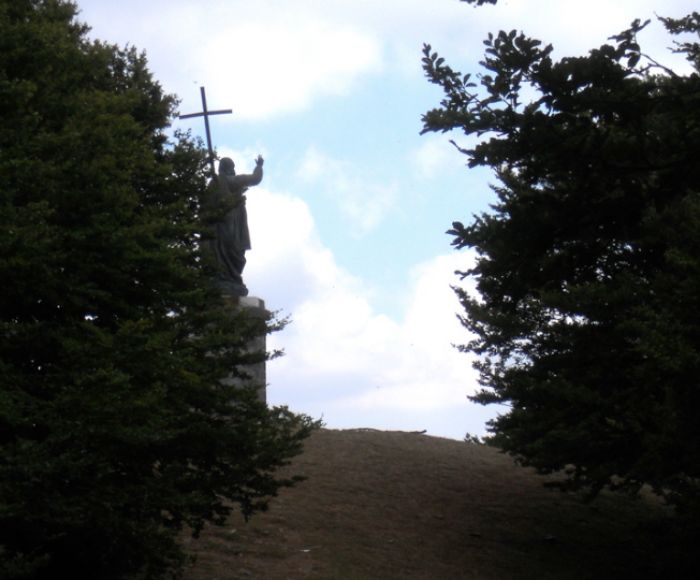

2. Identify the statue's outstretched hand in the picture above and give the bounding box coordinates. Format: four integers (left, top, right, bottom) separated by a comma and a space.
255, 155, 264, 167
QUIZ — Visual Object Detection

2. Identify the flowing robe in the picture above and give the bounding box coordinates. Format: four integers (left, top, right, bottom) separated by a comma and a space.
206, 163, 263, 296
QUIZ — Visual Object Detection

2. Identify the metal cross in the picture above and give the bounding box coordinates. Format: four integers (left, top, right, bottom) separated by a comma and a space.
178, 86, 232, 176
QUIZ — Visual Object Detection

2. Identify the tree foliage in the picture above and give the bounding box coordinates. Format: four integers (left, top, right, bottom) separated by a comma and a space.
422, 9, 700, 515
0, 1, 317, 578
460, 0, 498, 6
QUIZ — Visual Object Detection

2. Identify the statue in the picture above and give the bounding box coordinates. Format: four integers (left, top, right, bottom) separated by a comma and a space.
205, 155, 264, 297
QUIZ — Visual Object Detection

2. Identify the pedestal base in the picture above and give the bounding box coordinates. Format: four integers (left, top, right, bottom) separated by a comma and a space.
221, 295, 267, 405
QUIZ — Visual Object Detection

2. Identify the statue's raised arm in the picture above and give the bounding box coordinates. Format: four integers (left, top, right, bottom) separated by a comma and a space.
221, 155, 263, 191
207, 156, 265, 297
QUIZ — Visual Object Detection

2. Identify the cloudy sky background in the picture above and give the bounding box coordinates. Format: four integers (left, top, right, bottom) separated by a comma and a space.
77, 0, 696, 439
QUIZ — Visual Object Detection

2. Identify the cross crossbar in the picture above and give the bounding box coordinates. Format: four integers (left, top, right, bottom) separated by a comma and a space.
178, 86, 232, 176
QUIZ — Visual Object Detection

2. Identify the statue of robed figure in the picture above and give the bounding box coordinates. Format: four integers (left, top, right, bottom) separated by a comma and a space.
204, 155, 264, 297
178, 87, 265, 297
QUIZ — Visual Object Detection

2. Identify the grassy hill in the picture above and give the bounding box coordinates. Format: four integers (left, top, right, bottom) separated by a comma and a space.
182, 428, 685, 579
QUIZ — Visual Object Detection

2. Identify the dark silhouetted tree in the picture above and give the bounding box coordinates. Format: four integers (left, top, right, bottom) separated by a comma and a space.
422, 6, 700, 517
0, 1, 316, 578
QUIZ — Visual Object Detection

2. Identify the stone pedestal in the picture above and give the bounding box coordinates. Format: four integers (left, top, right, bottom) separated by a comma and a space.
221, 295, 267, 405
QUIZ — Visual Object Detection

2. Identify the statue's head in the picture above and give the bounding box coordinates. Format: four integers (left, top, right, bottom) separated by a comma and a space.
219, 157, 235, 175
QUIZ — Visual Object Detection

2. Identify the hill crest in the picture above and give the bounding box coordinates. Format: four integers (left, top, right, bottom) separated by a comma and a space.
184, 428, 672, 579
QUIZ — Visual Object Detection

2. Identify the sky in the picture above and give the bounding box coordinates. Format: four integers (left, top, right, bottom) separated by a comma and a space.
76, 0, 696, 440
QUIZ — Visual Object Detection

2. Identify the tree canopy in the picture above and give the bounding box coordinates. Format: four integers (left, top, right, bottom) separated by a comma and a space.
422, 7, 700, 516
0, 1, 316, 578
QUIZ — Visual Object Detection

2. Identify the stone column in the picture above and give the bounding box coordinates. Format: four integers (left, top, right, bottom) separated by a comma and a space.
221, 295, 267, 405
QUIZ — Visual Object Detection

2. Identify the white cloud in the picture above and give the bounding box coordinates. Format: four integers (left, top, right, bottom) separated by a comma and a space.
298, 147, 398, 235
79, 0, 384, 120
245, 187, 338, 310
191, 11, 382, 120
244, 186, 491, 439
343, 253, 479, 411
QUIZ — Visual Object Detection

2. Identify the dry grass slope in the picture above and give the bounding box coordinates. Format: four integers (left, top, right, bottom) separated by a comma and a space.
183, 428, 678, 579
